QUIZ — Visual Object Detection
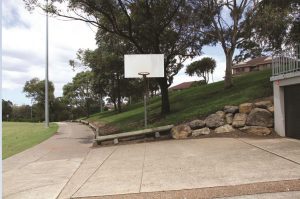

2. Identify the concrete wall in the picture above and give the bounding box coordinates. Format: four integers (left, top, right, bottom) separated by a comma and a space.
273, 82, 285, 136
272, 74, 300, 136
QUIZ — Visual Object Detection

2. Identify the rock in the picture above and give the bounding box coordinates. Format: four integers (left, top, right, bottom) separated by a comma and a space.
171, 125, 192, 139
216, 111, 225, 118
224, 105, 239, 114
188, 119, 205, 130
215, 124, 235, 134
232, 113, 247, 128
255, 101, 273, 109
205, 113, 225, 128
239, 103, 253, 114
246, 108, 274, 127
240, 126, 271, 136
192, 127, 210, 136
267, 106, 274, 113
225, 113, 233, 124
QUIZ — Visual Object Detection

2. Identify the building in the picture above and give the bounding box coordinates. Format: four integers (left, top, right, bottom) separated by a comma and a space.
270, 44, 300, 139
232, 56, 272, 75
169, 81, 196, 92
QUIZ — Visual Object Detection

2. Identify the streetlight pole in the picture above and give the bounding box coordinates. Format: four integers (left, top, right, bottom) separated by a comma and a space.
31, 99, 33, 121
45, 0, 49, 128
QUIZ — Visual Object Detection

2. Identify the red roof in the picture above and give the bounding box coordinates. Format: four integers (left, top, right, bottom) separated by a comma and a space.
169, 81, 195, 91
233, 56, 272, 68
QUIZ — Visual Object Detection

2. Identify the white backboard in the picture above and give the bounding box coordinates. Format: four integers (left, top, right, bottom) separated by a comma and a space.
124, 54, 164, 78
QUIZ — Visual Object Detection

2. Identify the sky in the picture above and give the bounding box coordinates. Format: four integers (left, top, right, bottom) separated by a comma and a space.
2, 0, 227, 105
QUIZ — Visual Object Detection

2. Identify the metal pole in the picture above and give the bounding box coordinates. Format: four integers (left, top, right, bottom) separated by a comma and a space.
143, 74, 148, 128
45, 0, 49, 128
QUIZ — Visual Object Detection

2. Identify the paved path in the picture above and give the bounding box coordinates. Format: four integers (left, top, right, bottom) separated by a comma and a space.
3, 122, 94, 199
3, 122, 300, 199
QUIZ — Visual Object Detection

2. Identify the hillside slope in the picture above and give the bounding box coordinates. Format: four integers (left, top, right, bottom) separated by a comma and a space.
87, 70, 272, 133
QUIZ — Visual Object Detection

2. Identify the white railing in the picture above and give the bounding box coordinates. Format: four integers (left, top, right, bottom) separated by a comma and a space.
272, 44, 300, 76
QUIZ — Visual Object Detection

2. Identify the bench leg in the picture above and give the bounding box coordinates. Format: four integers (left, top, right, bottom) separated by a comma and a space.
155, 132, 160, 138
113, 138, 119, 145
92, 140, 99, 147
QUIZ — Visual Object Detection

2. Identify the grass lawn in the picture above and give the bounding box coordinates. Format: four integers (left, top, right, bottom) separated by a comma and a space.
2, 122, 58, 159
87, 70, 273, 133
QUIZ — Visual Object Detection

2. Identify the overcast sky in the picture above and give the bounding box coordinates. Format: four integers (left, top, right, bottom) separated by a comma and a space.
2, 0, 227, 105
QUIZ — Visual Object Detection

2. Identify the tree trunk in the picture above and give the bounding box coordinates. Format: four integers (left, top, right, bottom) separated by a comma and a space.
86, 98, 90, 118
116, 73, 122, 113
100, 94, 103, 113
224, 52, 234, 89
113, 100, 117, 111
156, 77, 170, 115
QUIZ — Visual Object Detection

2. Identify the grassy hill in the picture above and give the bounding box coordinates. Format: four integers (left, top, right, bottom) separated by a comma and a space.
86, 70, 272, 133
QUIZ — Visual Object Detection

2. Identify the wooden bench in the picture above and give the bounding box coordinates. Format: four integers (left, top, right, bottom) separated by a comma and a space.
94, 125, 174, 145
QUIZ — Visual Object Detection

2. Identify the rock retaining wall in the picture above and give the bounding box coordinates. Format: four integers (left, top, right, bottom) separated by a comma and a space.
171, 100, 274, 139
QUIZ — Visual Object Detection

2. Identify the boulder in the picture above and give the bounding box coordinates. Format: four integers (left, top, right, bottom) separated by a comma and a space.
215, 124, 235, 134
205, 113, 225, 128
192, 127, 210, 136
246, 108, 274, 127
224, 105, 239, 114
240, 126, 271, 136
239, 103, 253, 114
216, 111, 225, 118
267, 106, 274, 113
225, 113, 233, 124
171, 125, 192, 139
232, 113, 247, 128
189, 119, 205, 130
255, 101, 273, 109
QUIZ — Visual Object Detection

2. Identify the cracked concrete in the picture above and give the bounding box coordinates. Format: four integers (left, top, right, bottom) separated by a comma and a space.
3, 122, 300, 199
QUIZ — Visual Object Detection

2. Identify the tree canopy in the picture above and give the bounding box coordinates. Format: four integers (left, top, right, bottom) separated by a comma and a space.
192, 0, 299, 88
186, 57, 216, 84
63, 71, 97, 117
24, 0, 299, 114
2, 100, 13, 120
23, 78, 55, 105
24, 0, 208, 114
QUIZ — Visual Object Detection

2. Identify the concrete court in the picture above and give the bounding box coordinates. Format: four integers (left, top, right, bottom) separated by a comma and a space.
3, 122, 300, 199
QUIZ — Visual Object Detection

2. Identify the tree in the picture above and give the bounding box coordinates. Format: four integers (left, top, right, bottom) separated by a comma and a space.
12, 105, 32, 122
251, 0, 300, 49
51, 97, 72, 121
24, 0, 206, 115
192, 0, 256, 88
186, 57, 216, 84
74, 33, 147, 112
23, 78, 55, 121
193, 0, 299, 88
23, 78, 55, 104
63, 71, 97, 117
2, 99, 13, 120
75, 49, 124, 113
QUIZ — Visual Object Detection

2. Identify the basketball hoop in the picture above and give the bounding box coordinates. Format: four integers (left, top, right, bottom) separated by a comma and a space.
124, 54, 164, 128
138, 72, 150, 76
